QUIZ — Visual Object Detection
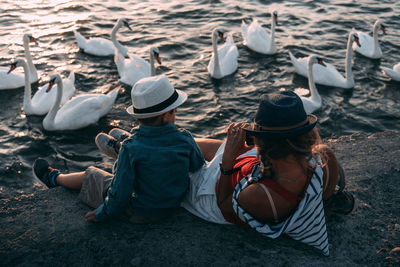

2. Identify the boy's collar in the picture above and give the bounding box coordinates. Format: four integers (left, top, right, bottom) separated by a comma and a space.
137, 122, 177, 136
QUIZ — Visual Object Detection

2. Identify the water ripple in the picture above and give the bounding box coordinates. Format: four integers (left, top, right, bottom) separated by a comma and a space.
0, 0, 399, 196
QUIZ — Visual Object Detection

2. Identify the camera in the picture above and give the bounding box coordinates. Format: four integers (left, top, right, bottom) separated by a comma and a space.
245, 132, 254, 146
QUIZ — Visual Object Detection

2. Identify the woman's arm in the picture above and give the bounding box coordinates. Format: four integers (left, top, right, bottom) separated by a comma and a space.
216, 122, 253, 214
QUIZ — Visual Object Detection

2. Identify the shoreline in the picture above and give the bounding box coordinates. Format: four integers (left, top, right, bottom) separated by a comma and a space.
1, 131, 399, 266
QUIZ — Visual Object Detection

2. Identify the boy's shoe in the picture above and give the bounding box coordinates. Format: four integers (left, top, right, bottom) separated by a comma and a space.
95, 133, 119, 159
32, 158, 60, 188
108, 128, 131, 143
324, 190, 358, 215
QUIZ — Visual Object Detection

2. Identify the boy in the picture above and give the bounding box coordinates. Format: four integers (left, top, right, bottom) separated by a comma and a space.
33, 75, 205, 223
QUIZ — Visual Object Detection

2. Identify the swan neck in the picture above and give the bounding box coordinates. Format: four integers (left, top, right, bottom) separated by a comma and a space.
372, 24, 380, 51
111, 22, 125, 55
150, 51, 155, 76
45, 78, 63, 126
308, 61, 321, 103
21, 60, 32, 110
212, 33, 221, 75
270, 16, 276, 42
23, 38, 36, 78
344, 34, 354, 81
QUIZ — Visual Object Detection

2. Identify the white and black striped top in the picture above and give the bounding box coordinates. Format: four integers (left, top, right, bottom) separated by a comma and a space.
232, 157, 329, 256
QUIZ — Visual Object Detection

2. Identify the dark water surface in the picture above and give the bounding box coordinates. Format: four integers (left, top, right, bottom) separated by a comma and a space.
0, 0, 399, 198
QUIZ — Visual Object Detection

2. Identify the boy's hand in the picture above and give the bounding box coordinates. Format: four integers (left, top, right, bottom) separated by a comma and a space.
85, 209, 98, 222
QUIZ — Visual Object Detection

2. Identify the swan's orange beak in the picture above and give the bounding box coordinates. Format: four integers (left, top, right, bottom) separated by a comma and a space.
154, 53, 162, 65
218, 32, 225, 42
381, 25, 386, 35
318, 58, 326, 67
7, 64, 17, 74
46, 81, 55, 93
354, 36, 361, 47
30, 36, 38, 45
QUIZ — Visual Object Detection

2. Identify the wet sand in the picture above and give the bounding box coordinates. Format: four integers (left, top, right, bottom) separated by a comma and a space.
1, 131, 399, 266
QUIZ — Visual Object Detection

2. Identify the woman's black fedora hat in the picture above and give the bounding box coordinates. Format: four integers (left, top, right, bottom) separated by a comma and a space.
244, 91, 317, 139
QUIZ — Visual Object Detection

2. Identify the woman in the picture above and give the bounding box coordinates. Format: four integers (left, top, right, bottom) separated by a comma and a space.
182, 91, 356, 256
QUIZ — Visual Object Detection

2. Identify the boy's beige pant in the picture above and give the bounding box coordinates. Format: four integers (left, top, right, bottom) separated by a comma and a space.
78, 166, 113, 209
78, 166, 174, 223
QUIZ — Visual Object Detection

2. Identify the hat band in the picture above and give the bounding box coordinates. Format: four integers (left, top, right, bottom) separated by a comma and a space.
134, 90, 179, 114
254, 118, 308, 131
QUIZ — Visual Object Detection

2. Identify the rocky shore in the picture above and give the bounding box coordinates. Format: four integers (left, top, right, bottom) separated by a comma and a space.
1, 131, 399, 266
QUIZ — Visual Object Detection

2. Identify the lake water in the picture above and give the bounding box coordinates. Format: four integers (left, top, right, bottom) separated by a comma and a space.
0, 0, 399, 198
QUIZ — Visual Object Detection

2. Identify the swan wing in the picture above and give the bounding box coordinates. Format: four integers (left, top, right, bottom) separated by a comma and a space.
289, 52, 308, 77
74, 31, 88, 50
54, 93, 114, 130
381, 66, 400, 81
58, 94, 96, 113
218, 35, 239, 59
0, 67, 25, 90
31, 83, 59, 115
246, 19, 273, 54
31, 72, 76, 115
100, 87, 119, 117
84, 38, 115, 56
312, 62, 347, 87
241, 20, 250, 45
75, 31, 115, 56
207, 53, 215, 75
117, 53, 150, 86
219, 35, 238, 76
62, 71, 76, 102
289, 52, 347, 87
128, 54, 150, 69
352, 31, 375, 57
394, 63, 400, 73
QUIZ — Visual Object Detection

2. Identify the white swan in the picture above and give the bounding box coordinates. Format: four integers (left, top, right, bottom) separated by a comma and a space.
352, 19, 386, 59
241, 10, 278, 55
294, 55, 326, 114
43, 74, 119, 131
207, 28, 239, 79
289, 32, 361, 88
0, 34, 38, 90
381, 63, 400, 82
7, 59, 75, 115
114, 46, 161, 86
74, 18, 131, 57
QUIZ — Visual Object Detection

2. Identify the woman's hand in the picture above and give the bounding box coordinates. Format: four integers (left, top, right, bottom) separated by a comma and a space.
85, 209, 98, 222
221, 122, 255, 170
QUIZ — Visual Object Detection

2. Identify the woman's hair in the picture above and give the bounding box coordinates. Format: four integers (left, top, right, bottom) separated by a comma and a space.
255, 128, 322, 178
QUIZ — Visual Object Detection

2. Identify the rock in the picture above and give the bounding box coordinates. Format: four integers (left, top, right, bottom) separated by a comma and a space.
130, 257, 142, 266
1, 131, 400, 266
390, 247, 400, 256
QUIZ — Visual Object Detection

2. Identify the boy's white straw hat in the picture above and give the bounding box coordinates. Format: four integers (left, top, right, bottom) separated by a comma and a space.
126, 75, 187, 119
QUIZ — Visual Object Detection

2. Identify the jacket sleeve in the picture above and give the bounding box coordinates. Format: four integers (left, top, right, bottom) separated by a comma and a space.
95, 143, 135, 222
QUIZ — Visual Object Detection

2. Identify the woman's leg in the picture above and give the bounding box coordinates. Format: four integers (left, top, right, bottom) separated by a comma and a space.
195, 138, 224, 161
56, 172, 85, 190
315, 144, 339, 200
